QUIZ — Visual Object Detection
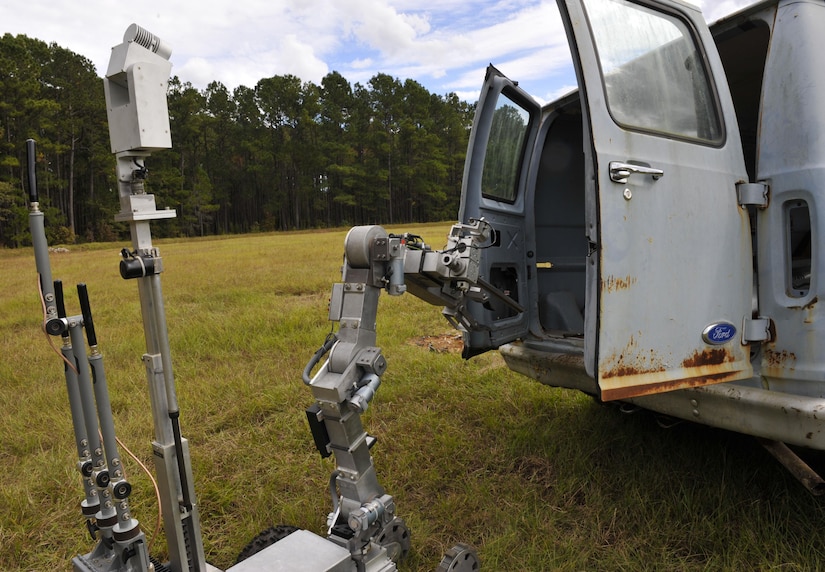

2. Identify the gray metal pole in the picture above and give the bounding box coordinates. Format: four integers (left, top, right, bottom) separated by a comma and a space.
78, 284, 146, 550
54, 281, 99, 519
114, 154, 207, 572
67, 321, 117, 542
26, 141, 98, 525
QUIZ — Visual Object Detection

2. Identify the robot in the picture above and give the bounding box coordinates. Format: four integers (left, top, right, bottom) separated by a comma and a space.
27, 24, 486, 572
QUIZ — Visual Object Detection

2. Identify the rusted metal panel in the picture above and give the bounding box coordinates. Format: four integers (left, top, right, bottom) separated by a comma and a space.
601, 275, 637, 293
598, 336, 749, 400
756, 0, 825, 387
499, 341, 599, 396
502, 341, 825, 451
628, 382, 825, 451
597, 329, 752, 401
562, 0, 755, 402
600, 368, 747, 402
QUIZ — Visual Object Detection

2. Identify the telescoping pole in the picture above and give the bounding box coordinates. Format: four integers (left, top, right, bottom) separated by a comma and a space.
26, 139, 99, 530
28, 139, 152, 572
104, 24, 206, 571
78, 284, 151, 568
54, 280, 100, 524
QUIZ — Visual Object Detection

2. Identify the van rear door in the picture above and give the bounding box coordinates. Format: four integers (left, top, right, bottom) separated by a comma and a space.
457, 66, 541, 357
559, 0, 754, 400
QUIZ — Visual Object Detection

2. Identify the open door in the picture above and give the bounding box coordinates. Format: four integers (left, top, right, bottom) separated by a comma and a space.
458, 66, 541, 357
559, 0, 754, 400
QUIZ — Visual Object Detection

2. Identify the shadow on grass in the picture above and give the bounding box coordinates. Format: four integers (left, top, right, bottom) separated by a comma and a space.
379, 368, 825, 571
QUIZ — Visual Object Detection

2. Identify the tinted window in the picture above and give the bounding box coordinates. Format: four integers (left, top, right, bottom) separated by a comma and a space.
482, 92, 531, 202
786, 200, 812, 298
583, 0, 722, 143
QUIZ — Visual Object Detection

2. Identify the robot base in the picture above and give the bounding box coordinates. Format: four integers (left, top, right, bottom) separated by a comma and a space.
227, 529, 395, 572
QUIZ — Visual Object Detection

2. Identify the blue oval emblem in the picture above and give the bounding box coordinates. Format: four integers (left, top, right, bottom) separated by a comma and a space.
702, 322, 737, 345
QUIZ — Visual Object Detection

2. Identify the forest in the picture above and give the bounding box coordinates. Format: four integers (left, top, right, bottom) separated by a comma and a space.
0, 33, 476, 247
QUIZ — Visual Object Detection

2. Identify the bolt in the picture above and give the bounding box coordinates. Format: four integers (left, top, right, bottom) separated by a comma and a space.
690, 399, 698, 407
692, 409, 700, 417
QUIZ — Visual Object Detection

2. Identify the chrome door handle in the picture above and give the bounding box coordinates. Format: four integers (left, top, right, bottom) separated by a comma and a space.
609, 161, 664, 184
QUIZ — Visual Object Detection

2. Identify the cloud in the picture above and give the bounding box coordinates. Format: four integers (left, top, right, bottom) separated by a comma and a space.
2, 0, 759, 100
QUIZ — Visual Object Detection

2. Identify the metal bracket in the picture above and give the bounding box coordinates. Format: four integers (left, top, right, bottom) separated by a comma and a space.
737, 181, 769, 208
742, 316, 773, 343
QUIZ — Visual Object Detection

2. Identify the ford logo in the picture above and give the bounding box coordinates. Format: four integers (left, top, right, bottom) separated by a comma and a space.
702, 322, 737, 345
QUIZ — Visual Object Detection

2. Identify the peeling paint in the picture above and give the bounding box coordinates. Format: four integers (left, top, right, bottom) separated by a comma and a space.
601, 274, 637, 293
764, 348, 797, 369
601, 343, 666, 379
600, 345, 745, 401
601, 370, 742, 401
682, 348, 734, 368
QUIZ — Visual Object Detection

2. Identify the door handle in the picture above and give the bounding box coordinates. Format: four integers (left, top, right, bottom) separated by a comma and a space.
609, 161, 664, 184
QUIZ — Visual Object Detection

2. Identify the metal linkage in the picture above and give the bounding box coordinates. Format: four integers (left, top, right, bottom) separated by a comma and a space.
305, 227, 403, 570
26, 140, 151, 572
304, 223, 493, 570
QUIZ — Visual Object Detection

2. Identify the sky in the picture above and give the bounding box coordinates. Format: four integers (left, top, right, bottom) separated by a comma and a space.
3, 0, 754, 103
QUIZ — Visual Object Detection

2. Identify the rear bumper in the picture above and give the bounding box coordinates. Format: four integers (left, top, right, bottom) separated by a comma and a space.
500, 341, 825, 450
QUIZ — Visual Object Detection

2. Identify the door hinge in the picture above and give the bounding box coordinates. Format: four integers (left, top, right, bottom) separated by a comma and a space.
737, 182, 769, 208
742, 316, 774, 343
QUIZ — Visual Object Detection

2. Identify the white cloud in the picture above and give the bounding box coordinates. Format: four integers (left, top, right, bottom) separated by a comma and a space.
1, 0, 760, 99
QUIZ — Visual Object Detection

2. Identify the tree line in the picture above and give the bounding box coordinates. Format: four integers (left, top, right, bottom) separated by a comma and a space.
0, 34, 476, 247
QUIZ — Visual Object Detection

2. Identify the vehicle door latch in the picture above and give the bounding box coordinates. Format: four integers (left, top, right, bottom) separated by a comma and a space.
609, 161, 664, 184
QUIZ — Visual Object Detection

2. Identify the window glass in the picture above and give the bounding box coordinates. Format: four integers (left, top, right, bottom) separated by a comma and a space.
583, 0, 722, 142
482, 92, 530, 202
786, 201, 812, 298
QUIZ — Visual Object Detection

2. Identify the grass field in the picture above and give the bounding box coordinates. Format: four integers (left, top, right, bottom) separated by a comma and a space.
2, 223, 825, 571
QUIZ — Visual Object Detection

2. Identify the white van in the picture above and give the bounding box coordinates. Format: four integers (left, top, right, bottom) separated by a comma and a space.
456, 0, 825, 465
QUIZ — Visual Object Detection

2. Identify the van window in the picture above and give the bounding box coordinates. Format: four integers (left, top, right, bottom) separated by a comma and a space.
786, 201, 812, 298
583, 0, 722, 143
481, 92, 531, 202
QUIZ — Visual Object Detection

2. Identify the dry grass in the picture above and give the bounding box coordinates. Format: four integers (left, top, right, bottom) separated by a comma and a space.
2, 223, 825, 570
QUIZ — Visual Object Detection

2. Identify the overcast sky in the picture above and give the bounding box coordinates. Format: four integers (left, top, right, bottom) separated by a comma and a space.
3, 0, 753, 102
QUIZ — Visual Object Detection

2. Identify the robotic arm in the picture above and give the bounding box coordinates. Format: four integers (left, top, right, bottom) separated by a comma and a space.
303, 220, 506, 569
